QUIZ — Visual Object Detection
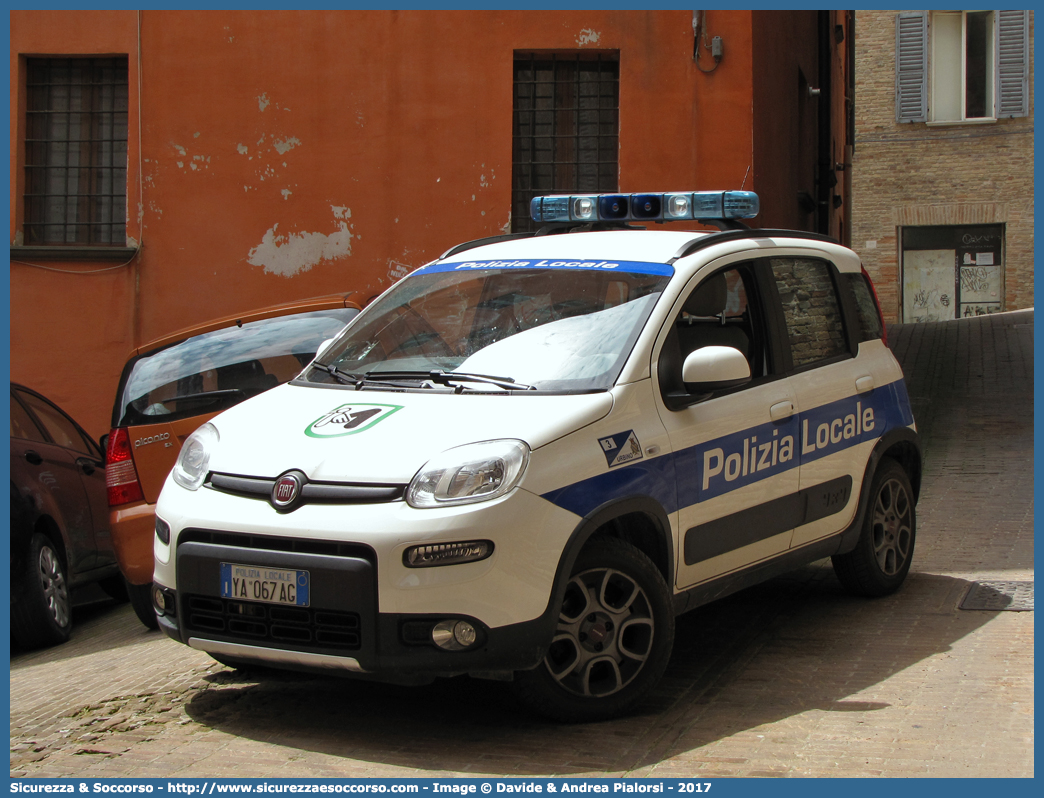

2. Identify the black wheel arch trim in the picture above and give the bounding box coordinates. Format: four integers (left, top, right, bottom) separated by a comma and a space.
835, 426, 922, 556
527, 495, 675, 663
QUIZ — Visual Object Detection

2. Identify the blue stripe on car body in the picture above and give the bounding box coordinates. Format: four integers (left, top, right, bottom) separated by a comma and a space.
540, 378, 914, 518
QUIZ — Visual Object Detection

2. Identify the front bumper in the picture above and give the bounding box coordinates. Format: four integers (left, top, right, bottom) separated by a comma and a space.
158, 600, 553, 680
156, 538, 553, 678
154, 479, 579, 677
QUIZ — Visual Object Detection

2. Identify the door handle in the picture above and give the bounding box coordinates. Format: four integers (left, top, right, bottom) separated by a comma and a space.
24, 450, 43, 466
855, 376, 875, 394
770, 401, 795, 421
76, 457, 100, 476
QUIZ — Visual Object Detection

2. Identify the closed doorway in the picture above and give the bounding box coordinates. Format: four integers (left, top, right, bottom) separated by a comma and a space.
901, 225, 1004, 322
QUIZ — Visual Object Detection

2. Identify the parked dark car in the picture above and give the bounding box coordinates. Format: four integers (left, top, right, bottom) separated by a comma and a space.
10, 383, 124, 649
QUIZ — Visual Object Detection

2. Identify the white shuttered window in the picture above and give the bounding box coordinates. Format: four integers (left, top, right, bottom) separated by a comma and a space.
895, 10, 1029, 124
996, 9, 1031, 117
896, 12, 929, 122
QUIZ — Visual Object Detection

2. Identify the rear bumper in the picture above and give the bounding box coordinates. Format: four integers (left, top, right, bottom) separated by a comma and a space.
110, 501, 156, 584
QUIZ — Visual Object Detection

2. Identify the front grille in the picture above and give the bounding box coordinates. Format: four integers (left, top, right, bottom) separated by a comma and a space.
206, 472, 406, 505
184, 594, 362, 650
179, 529, 376, 562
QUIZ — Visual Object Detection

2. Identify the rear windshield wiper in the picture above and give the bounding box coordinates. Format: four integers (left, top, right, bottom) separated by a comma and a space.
368, 370, 534, 391
164, 389, 244, 404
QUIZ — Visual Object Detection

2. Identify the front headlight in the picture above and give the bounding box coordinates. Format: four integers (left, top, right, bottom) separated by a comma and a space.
406, 439, 530, 508
172, 423, 219, 491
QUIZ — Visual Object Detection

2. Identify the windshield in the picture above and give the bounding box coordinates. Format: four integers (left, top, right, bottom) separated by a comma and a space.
116, 307, 359, 426
302, 260, 672, 392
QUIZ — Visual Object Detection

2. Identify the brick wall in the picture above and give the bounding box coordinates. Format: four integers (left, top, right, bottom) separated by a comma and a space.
770, 257, 848, 366
851, 10, 1034, 322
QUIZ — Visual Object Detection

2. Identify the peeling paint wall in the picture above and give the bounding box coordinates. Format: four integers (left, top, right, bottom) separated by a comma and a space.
576, 28, 601, 46
247, 209, 354, 277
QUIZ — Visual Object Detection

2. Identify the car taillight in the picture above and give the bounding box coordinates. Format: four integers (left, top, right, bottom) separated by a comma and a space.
862, 267, 888, 346
106, 427, 145, 506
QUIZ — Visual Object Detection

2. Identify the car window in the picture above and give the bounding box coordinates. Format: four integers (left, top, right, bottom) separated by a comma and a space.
308, 266, 671, 392
769, 258, 849, 370
658, 263, 767, 400
10, 393, 46, 443
17, 390, 92, 454
116, 308, 359, 426
843, 272, 884, 342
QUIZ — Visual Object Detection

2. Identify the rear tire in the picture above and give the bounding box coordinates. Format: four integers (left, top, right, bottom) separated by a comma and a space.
11, 533, 73, 649
832, 457, 916, 597
126, 580, 160, 630
514, 537, 674, 722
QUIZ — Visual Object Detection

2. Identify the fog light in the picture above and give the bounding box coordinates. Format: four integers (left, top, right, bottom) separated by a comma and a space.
432, 620, 478, 651
152, 585, 175, 617
403, 540, 493, 568
152, 585, 167, 614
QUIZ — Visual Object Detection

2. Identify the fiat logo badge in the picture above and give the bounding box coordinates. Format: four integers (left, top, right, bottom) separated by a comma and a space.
272, 473, 301, 508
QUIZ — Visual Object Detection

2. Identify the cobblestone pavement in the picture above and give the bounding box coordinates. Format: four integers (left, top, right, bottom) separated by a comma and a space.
10, 311, 1033, 778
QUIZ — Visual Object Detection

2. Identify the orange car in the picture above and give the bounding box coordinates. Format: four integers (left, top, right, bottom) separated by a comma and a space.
105, 293, 365, 627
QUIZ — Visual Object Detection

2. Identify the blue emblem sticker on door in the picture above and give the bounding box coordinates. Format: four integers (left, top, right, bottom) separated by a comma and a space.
598, 430, 644, 468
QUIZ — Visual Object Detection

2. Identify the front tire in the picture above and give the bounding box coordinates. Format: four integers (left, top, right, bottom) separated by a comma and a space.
514, 537, 674, 722
832, 457, 916, 597
12, 533, 73, 649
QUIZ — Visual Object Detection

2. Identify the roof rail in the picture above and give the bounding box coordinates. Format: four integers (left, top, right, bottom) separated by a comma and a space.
535, 221, 646, 236
439, 232, 535, 260
438, 221, 644, 259
438, 223, 839, 264
670, 227, 840, 262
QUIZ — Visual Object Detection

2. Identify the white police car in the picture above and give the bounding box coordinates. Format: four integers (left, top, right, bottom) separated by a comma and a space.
153, 191, 920, 721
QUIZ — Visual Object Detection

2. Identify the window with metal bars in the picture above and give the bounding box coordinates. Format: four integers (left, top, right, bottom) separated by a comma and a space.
23, 57, 129, 246
512, 52, 620, 233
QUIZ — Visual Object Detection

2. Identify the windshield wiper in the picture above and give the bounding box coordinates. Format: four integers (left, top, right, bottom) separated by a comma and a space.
314, 362, 362, 385
314, 363, 431, 390
369, 370, 535, 391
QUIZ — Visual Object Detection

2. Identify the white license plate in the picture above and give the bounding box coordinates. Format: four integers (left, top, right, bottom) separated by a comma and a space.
220, 563, 310, 607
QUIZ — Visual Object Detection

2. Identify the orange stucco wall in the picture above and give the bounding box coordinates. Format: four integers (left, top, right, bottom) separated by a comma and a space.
11, 10, 767, 437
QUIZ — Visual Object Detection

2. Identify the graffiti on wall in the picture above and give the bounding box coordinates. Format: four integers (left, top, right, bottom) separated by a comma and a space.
903, 249, 954, 323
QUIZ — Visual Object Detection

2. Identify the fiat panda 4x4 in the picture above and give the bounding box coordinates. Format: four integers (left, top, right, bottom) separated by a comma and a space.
153, 190, 921, 722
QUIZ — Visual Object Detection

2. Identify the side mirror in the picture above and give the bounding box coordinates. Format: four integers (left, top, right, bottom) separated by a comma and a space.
681, 345, 751, 393
99, 433, 109, 463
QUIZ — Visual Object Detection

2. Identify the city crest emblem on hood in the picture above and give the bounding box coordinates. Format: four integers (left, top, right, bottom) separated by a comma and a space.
305, 403, 403, 438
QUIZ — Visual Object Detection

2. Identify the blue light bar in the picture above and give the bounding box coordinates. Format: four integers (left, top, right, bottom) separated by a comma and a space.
723, 191, 760, 219
530, 191, 760, 223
